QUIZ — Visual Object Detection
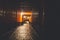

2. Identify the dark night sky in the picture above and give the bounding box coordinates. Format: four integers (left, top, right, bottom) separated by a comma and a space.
0, 0, 42, 10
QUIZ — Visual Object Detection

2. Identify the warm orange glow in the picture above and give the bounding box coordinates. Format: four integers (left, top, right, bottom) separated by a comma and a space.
17, 11, 32, 23
17, 11, 20, 22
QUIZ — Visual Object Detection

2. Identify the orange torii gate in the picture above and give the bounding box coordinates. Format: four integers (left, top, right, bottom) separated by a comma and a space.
17, 11, 32, 23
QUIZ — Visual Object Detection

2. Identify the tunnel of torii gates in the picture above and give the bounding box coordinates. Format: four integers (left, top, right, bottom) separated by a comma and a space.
17, 10, 38, 23
17, 11, 32, 23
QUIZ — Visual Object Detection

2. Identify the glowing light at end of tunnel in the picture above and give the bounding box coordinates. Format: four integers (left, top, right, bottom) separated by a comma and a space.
21, 12, 24, 16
